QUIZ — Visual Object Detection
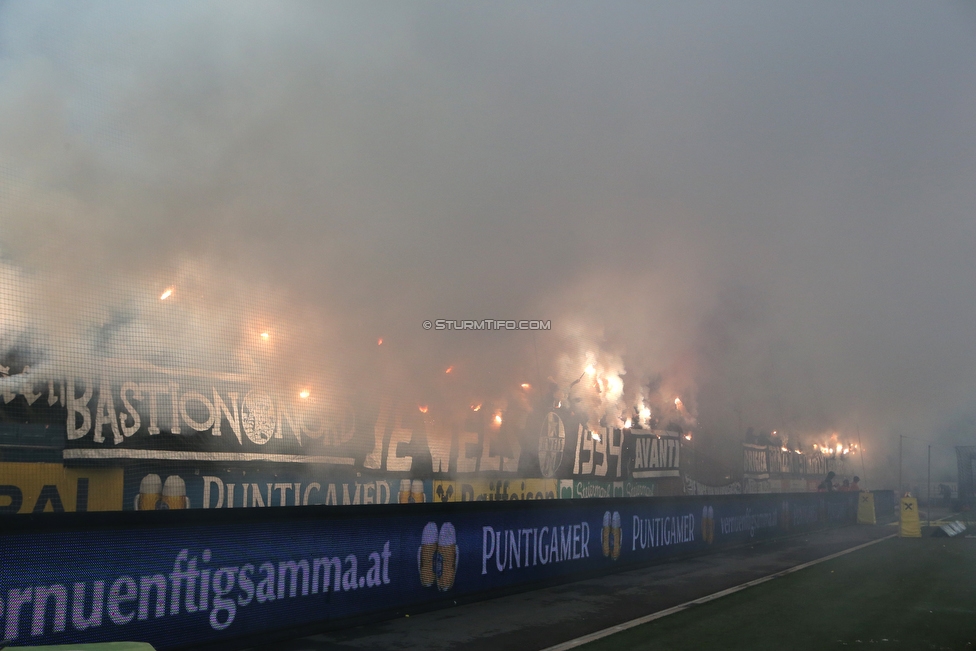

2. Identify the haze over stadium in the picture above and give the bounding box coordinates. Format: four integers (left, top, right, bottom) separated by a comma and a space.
0, 1, 975, 486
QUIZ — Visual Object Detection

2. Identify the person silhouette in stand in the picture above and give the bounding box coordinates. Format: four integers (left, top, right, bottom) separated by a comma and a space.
817, 471, 836, 492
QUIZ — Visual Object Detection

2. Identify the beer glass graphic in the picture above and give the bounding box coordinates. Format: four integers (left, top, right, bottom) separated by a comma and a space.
701, 505, 714, 543
418, 522, 459, 591
410, 479, 426, 503
435, 522, 457, 591
419, 521, 438, 587
135, 474, 162, 511
160, 475, 190, 509
398, 479, 413, 504
611, 511, 622, 560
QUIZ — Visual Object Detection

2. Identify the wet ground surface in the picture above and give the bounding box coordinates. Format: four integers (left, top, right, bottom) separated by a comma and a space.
249, 524, 893, 651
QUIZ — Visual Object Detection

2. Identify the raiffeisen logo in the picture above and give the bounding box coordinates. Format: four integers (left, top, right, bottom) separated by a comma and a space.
418, 522, 457, 591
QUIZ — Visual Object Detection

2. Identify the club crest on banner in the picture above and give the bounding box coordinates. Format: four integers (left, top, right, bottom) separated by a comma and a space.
538, 412, 566, 478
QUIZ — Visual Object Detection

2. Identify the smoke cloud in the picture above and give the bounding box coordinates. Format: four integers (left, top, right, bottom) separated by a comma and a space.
1, 1, 974, 484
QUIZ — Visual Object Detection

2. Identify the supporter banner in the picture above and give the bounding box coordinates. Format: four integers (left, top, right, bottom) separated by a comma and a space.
0, 492, 856, 649
743, 444, 829, 487
122, 467, 431, 509
431, 479, 557, 503
0, 365, 678, 481
684, 476, 743, 495
0, 463, 122, 514
742, 443, 769, 480
626, 432, 680, 478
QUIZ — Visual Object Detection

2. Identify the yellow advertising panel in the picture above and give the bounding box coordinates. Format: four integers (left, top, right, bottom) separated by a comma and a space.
0, 462, 122, 514
433, 478, 557, 502
899, 496, 921, 537
857, 492, 876, 524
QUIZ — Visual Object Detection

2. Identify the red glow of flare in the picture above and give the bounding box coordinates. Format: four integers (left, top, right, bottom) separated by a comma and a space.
521, 383, 530, 389
418, 405, 428, 414
159, 288, 173, 301
493, 413, 502, 425
445, 366, 453, 374
471, 403, 482, 412
377, 338, 383, 346
685, 434, 693, 441
299, 389, 310, 399
259, 332, 270, 341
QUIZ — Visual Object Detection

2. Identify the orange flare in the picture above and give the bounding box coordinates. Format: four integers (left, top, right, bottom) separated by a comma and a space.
159, 288, 173, 300
445, 366, 453, 374
299, 389, 310, 399
418, 405, 428, 413
521, 383, 530, 389
377, 337, 383, 345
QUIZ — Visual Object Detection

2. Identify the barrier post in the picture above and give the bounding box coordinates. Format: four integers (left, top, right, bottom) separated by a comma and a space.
857, 492, 876, 524
899, 495, 921, 537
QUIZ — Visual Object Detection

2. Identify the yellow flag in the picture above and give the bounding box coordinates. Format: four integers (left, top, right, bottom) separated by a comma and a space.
857, 492, 876, 524
899, 496, 921, 537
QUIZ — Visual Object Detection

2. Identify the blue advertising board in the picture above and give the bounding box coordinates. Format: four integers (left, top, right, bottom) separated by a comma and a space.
0, 492, 856, 649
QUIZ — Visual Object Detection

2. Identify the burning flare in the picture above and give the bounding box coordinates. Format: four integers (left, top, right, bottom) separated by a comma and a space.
159, 288, 173, 300
418, 405, 428, 414
377, 337, 383, 346
521, 383, 531, 389
299, 389, 310, 399
493, 413, 502, 425
471, 403, 482, 412
445, 366, 453, 374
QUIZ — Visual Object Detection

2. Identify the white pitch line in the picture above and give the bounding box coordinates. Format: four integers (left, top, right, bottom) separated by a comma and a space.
539, 533, 898, 651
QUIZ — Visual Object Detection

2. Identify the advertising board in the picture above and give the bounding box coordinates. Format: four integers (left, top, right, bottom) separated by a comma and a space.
0, 492, 856, 649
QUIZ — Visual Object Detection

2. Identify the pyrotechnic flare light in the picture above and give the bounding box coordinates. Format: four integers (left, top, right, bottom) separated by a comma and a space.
494, 413, 502, 425
471, 404, 482, 412
624, 419, 632, 428
640, 408, 651, 420
685, 434, 693, 441
445, 366, 453, 374
418, 405, 428, 414
585, 365, 596, 377
675, 397, 682, 407
299, 389, 310, 399
521, 383, 530, 389
160, 288, 173, 300
591, 431, 601, 442
260, 332, 270, 341
781, 446, 788, 452
377, 338, 383, 346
